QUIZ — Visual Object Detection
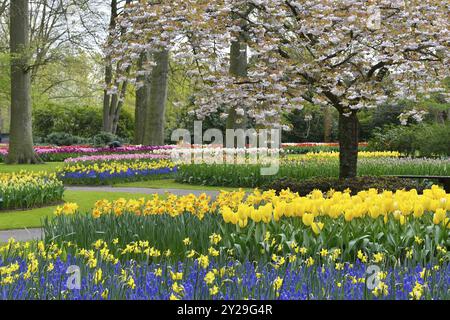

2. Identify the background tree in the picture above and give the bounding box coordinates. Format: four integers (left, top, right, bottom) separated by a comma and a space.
134, 50, 170, 145
141, 50, 169, 145
8, 0, 39, 163
0, 0, 108, 140
0, 1, 6, 17
103, 0, 132, 134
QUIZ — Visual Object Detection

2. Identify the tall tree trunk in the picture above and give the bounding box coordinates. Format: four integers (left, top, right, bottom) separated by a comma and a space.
323, 105, 332, 142
102, 62, 113, 132
227, 30, 248, 130
338, 112, 359, 179
142, 50, 169, 146
7, 0, 40, 164
103, 0, 117, 132
103, 0, 131, 134
111, 76, 129, 134
134, 53, 150, 144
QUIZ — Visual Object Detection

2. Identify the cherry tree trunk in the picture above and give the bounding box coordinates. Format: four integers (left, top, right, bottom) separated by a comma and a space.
227, 38, 247, 130
338, 112, 359, 179
7, 0, 40, 164
134, 53, 150, 144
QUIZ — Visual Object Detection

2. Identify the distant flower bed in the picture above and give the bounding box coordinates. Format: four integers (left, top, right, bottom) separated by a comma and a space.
58, 159, 177, 185
0, 145, 175, 162
282, 142, 369, 147
287, 151, 401, 159
0, 172, 64, 210
156, 147, 283, 165
282, 142, 369, 154
65, 153, 169, 163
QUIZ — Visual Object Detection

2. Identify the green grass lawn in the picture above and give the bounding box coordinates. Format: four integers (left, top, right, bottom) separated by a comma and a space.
0, 162, 64, 173
0, 190, 160, 231
114, 179, 250, 192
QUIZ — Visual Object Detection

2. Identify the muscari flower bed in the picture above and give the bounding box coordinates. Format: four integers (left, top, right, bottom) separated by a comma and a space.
1, 245, 447, 300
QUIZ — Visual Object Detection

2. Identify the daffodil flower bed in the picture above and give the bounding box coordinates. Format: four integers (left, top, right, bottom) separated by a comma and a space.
0, 172, 64, 210
57, 159, 177, 185
176, 157, 449, 187
282, 142, 369, 154
43, 186, 450, 264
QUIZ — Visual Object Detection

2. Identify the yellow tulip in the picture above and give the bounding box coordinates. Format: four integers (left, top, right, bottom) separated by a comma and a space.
311, 222, 324, 235
302, 213, 314, 226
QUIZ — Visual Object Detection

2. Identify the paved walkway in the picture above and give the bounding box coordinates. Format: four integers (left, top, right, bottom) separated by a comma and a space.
0, 228, 43, 243
66, 186, 220, 198
0, 186, 221, 243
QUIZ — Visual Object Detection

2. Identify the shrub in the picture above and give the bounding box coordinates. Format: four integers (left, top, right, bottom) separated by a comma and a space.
368, 125, 416, 156
33, 104, 134, 141
45, 132, 89, 146
368, 123, 450, 157
412, 123, 450, 157
92, 132, 120, 147
262, 176, 429, 195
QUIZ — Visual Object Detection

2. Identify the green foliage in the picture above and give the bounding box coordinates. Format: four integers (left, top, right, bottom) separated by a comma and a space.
45, 132, 89, 146
358, 103, 407, 140
283, 105, 339, 143
115, 110, 135, 141
166, 103, 229, 143
92, 131, 121, 147
413, 123, 450, 157
32, 104, 134, 141
368, 123, 450, 157
368, 125, 416, 156
262, 176, 428, 195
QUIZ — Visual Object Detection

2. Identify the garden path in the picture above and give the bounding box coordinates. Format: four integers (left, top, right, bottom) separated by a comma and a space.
66, 186, 220, 198
0, 228, 42, 242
